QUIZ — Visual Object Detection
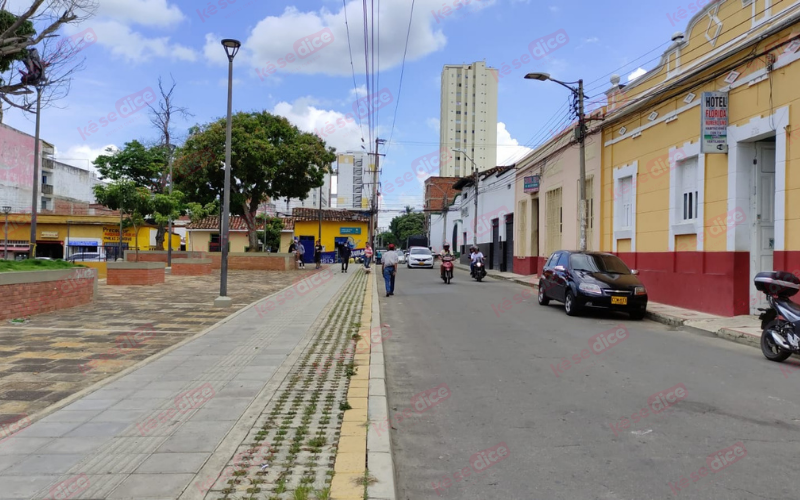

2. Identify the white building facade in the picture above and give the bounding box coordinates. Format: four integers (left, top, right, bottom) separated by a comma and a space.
431, 167, 515, 270
439, 61, 498, 177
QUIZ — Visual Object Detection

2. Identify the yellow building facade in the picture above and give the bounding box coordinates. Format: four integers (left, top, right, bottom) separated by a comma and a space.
599, 0, 800, 315
0, 212, 175, 260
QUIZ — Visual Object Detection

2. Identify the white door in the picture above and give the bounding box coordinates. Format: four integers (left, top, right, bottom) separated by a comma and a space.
750, 143, 776, 314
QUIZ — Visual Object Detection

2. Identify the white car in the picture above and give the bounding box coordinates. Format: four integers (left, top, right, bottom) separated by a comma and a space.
406, 247, 434, 269
397, 251, 406, 264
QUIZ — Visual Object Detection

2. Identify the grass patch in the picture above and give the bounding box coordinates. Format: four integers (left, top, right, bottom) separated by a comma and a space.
0, 259, 83, 273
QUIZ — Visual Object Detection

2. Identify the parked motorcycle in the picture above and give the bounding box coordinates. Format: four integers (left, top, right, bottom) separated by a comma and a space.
755, 271, 800, 362
471, 260, 487, 282
441, 255, 454, 284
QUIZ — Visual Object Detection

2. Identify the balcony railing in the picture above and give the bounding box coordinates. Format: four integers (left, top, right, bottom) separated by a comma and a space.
41, 184, 53, 195
42, 158, 54, 171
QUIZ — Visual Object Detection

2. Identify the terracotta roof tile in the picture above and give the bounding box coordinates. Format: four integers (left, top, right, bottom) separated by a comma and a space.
291, 208, 369, 222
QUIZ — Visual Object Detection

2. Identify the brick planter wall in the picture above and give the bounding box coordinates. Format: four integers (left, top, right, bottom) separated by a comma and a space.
171, 258, 213, 276
124, 251, 205, 263
107, 262, 166, 286
206, 253, 293, 271
0, 268, 97, 321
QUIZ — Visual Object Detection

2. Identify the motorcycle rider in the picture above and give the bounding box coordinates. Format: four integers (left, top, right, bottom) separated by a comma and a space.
470, 246, 485, 277
440, 244, 454, 280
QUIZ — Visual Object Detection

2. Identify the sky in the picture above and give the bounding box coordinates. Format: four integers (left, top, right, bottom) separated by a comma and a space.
3, 0, 690, 227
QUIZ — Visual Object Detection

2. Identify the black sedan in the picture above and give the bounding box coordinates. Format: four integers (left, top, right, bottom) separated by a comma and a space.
537, 251, 648, 319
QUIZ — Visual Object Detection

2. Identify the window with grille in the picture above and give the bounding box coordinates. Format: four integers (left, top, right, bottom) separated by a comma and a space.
677, 157, 699, 221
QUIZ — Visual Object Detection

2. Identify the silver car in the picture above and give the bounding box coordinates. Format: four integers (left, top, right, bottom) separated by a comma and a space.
406, 247, 434, 269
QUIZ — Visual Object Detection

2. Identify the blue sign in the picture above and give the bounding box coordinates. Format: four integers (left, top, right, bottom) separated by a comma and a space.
68, 240, 99, 247
340, 227, 361, 235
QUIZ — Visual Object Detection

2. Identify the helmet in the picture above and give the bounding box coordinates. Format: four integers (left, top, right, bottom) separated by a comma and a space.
443, 244, 450, 250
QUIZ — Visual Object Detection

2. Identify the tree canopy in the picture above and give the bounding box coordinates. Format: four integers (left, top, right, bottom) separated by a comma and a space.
175, 111, 336, 251
389, 209, 425, 249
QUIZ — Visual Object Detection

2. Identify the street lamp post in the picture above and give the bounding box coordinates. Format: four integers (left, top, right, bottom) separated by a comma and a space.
525, 72, 588, 252
215, 38, 241, 309
2, 206, 11, 260
453, 148, 479, 246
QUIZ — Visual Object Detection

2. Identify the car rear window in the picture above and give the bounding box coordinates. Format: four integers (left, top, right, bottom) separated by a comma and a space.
410, 248, 431, 255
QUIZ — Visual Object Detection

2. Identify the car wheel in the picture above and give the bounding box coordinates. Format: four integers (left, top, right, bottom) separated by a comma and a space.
537, 283, 550, 306
629, 310, 646, 320
564, 291, 581, 316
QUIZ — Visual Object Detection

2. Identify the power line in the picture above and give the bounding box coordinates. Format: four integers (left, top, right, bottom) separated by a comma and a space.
342, 0, 366, 144
386, 0, 415, 156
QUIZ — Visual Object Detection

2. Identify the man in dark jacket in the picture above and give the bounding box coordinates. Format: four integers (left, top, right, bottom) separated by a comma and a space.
340, 243, 352, 273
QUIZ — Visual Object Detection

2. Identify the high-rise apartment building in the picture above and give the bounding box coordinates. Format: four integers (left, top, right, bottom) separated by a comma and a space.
439, 61, 498, 177
333, 152, 373, 210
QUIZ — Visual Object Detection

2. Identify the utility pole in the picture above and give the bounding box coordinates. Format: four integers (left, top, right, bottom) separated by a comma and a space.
577, 78, 587, 252
28, 85, 42, 259
473, 168, 479, 247
167, 145, 175, 266
370, 138, 386, 249
318, 185, 322, 242
442, 192, 448, 251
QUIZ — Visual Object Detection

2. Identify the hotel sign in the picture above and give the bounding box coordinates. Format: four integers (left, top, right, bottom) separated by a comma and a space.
524, 175, 540, 193
701, 91, 728, 154
40, 231, 59, 238
340, 227, 361, 235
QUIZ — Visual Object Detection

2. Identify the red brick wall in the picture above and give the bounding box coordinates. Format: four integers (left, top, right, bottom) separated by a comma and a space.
205, 254, 290, 271
0, 275, 94, 321
125, 252, 200, 263
107, 268, 165, 286
172, 262, 212, 276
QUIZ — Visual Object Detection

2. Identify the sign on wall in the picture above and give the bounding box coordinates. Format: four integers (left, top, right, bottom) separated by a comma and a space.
524, 175, 540, 193
340, 227, 361, 235
103, 226, 136, 244
701, 91, 728, 154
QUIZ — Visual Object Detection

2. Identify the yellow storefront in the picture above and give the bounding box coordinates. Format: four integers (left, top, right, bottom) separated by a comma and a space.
291, 208, 369, 263
599, 0, 800, 316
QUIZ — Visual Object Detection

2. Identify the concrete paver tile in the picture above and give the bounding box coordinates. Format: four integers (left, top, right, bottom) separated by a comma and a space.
0, 437, 50, 455
1, 453, 84, 476
14, 421, 82, 438
0, 475, 56, 499
107, 472, 195, 499
37, 436, 109, 454
133, 452, 211, 474
64, 421, 130, 438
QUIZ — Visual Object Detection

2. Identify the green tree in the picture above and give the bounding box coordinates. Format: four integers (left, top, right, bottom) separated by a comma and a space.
255, 215, 284, 252
377, 231, 397, 248
93, 141, 183, 248
93, 181, 152, 261
389, 210, 424, 249
174, 111, 336, 251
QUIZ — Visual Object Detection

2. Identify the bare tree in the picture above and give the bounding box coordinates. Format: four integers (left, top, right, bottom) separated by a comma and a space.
0, 0, 96, 121
147, 75, 193, 247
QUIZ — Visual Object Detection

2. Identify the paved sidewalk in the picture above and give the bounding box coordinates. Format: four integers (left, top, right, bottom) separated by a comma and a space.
0, 269, 323, 421
0, 268, 350, 499
454, 262, 762, 347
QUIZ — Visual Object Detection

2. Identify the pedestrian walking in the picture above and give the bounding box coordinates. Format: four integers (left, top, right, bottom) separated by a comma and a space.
382, 243, 399, 297
340, 243, 352, 273
314, 241, 323, 269
364, 243, 374, 273
296, 239, 306, 268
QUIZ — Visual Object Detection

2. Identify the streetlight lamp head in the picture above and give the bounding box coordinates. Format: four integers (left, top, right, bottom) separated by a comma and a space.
221, 39, 241, 61
525, 72, 551, 81
1, 206, 11, 214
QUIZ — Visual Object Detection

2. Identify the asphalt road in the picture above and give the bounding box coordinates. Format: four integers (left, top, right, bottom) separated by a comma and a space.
379, 266, 800, 500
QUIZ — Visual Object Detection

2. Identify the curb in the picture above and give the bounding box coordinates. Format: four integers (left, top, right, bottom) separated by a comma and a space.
366, 271, 396, 500
457, 263, 764, 351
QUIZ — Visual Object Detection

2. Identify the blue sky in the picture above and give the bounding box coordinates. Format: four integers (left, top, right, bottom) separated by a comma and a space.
4, 0, 685, 226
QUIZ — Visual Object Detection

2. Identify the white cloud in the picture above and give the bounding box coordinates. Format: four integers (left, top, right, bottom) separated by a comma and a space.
628, 67, 647, 81
55, 143, 119, 172
497, 122, 532, 165
82, 20, 197, 63
271, 97, 371, 153
96, 0, 184, 27
210, 2, 448, 76
426, 118, 440, 132
549, 6, 560, 13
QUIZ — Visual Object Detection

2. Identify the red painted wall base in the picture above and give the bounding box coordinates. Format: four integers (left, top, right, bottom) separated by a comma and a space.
614, 251, 750, 317
513, 257, 546, 276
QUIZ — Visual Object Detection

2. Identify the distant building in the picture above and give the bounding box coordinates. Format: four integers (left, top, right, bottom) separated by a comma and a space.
439, 61, 498, 177
0, 123, 103, 214
333, 152, 373, 210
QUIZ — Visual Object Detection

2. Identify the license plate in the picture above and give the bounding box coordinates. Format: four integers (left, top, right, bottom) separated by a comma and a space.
611, 296, 628, 305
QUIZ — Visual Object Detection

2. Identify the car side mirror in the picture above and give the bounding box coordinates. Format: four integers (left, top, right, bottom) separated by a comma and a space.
555, 265, 565, 272
631, 269, 639, 275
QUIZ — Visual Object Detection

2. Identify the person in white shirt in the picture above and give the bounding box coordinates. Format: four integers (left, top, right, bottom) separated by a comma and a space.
470, 246, 484, 276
